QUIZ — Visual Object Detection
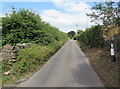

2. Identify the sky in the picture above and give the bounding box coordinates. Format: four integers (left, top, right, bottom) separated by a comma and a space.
1, 0, 119, 33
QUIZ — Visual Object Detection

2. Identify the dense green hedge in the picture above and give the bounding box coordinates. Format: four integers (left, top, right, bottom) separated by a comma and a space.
2, 8, 68, 85
2, 8, 68, 45
74, 25, 104, 47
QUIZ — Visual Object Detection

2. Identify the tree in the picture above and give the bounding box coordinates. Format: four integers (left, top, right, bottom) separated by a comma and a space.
86, 1, 120, 27
67, 31, 76, 38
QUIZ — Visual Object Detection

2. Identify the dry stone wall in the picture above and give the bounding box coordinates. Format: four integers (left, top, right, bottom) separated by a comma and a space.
0, 43, 31, 60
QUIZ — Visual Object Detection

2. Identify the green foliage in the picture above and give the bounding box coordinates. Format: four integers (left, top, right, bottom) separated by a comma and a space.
0, 18, 2, 50
12, 45, 51, 75
0, 60, 2, 86
2, 8, 68, 45
73, 34, 80, 40
87, 1, 120, 27
2, 7, 68, 85
76, 25, 104, 47
2, 38, 67, 85
67, 31, 76, 38
18, 45, 49, 60
77, 29, 83, 34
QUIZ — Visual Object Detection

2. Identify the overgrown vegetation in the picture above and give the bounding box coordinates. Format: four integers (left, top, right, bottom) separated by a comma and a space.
0, 17, 2, 50
2, 8, 68, 86
74, 25, 104, 47
0, 60, 2, 87
2, 7, 68, 46
2, 40, 67, 86
77, 41, 119, 87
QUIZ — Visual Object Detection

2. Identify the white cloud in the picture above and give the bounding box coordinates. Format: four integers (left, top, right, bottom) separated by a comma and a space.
2, 0, 96, 32
40, 1, 95, 32
54, 1, 91, 13
2, 0, 119, 2
41, 9, 94, 32
2, 0, 54, 2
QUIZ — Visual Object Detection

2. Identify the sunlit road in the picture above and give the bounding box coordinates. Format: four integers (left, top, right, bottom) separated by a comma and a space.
18, 40, 104, 87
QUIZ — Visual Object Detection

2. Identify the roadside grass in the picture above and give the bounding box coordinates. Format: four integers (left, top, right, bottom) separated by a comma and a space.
0, 39, 2, 50
77, 41, 119, 87
2, 40, 67, 86
0, 60, 2, 87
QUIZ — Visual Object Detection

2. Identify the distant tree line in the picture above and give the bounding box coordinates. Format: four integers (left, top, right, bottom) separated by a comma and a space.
67, 31, 76, 39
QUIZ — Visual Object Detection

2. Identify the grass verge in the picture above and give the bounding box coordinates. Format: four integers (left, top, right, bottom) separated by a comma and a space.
0, 60, 2, 88
2, 40, 67, 87
76, 41, 119, 87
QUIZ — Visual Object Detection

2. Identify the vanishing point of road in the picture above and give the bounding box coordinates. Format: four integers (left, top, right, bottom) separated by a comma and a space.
18, 40, 104, 87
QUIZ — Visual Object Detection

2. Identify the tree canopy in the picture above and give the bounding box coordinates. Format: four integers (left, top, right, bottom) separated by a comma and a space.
67, 31, 76, 38
87, 1, 120, 27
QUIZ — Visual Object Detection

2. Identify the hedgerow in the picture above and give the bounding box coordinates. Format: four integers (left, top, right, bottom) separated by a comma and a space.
2, 8, 68, 45
2, 8, 68, 85
75, 25, 104, 47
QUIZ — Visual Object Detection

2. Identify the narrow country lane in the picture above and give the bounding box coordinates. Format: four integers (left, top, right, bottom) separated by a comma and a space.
18, 40, 104, 87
